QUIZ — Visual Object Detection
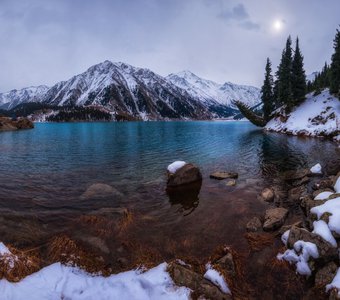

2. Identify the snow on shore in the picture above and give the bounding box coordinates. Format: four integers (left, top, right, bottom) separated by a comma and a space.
265, 89, 339, 139
278, 171, 340, 294
0, 262, 191, 300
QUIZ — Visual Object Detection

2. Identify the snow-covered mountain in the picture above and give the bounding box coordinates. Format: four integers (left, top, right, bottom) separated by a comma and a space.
0, 61, 261, 120
0, 85, 49, 110
40, 61, 214, 120
167, 70, 260, 109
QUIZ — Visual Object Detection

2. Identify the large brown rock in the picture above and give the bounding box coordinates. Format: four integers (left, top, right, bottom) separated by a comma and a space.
287, 226, 338, 260
167, 163, 202, 187
263, 207, 288, 231
168, 262, 231, 300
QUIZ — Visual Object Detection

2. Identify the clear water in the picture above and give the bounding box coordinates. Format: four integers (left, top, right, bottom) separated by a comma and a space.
0, 121, 337, 221
0, 121, 338, 295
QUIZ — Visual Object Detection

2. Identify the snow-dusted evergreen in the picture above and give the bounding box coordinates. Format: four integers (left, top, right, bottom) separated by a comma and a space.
0, 61, 261, 120
0, 86, 49, 110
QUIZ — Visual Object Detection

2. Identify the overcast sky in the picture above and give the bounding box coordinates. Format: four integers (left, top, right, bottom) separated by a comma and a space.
0, 0, 339, 91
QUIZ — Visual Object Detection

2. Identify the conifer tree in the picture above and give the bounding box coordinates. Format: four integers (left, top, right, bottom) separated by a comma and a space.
291, 37, 306, 105
330, 27, 340, 95
277, 36, 293, 111
261, 58, 274, 121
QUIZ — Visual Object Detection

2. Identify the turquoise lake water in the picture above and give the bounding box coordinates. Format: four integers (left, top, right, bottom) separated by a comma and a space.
0, 121, 338, 259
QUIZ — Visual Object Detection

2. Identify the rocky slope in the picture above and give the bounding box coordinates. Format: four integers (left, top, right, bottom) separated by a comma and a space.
0, 61, 261, 120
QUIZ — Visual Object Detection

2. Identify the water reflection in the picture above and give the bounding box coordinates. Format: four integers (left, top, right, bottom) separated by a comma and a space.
166, 180, 202, 216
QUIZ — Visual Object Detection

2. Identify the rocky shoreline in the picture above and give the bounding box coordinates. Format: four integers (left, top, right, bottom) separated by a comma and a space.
1, 159, 340, 299
248, 159, 340, 299
0, 116, 34, 131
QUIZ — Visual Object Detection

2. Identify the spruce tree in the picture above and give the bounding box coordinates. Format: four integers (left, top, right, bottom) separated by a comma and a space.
277, 36, 293, 111
330, 27, 340, 95
261, 58, 274, 121
291, 37, 306, 105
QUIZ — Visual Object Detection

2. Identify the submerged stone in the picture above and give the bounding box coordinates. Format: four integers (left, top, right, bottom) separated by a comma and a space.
80, 183, 122, 200
210, 172, 238, 180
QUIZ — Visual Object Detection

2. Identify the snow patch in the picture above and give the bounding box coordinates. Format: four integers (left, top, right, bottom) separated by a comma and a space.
326, 267, 340, 294
167, 161, 186, 174
281, 230, 290, 246
0, 262, 191, 300
203, 264, 231, 294
311, 197, 340, 235
277, 240, 319, 276
0, 242, 11, 256
312, 220, 337, 247
314, 191, 334, 200
310, 163, 322, 174
334, 176, 340, 193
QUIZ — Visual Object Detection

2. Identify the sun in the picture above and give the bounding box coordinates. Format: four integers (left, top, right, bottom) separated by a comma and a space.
273, 19, 283, 32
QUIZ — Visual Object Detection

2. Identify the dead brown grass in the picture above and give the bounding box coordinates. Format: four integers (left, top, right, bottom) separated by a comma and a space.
77, 215, 116, 238
115, 209, 134, 233
76, 209, 134, 238
0, 245, 41, 282
120, 240, 163, 271
47, 235, 111, 275
244, 232, 274, 252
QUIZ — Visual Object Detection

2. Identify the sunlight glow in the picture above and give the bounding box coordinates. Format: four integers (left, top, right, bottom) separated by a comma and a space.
273, 20, 283, 32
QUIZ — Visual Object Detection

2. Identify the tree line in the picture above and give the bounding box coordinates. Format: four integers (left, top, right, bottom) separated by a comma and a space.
261, 27, 340, 122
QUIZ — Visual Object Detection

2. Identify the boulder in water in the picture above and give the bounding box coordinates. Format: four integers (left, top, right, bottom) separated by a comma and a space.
167, 162, 202, 187
81, 183, 122, 199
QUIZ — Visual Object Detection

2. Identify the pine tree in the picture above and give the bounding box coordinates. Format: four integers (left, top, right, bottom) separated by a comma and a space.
330, 27, 340, 95
291, 37, 306, 105
277, 36, 293, 111
261, 58, 274, 121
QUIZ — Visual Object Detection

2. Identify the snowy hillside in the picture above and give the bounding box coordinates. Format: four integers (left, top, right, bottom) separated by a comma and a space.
167, 70, 261, 108
0, 86, 49, 110
265, 89, 340, 140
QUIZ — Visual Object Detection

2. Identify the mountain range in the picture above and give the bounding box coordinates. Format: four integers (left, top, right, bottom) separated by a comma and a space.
0, 61, 261, 120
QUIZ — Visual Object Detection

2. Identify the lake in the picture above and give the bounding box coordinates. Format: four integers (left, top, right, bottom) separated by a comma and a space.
0, 121, 338, 297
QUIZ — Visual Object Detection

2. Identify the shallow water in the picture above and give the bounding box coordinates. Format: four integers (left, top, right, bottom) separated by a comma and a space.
0, 121, 338, 297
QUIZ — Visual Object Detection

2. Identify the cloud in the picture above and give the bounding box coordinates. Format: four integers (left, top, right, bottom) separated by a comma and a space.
240, 20, 260, 31
218, 3, 249, 21
218, 3, 260, 31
